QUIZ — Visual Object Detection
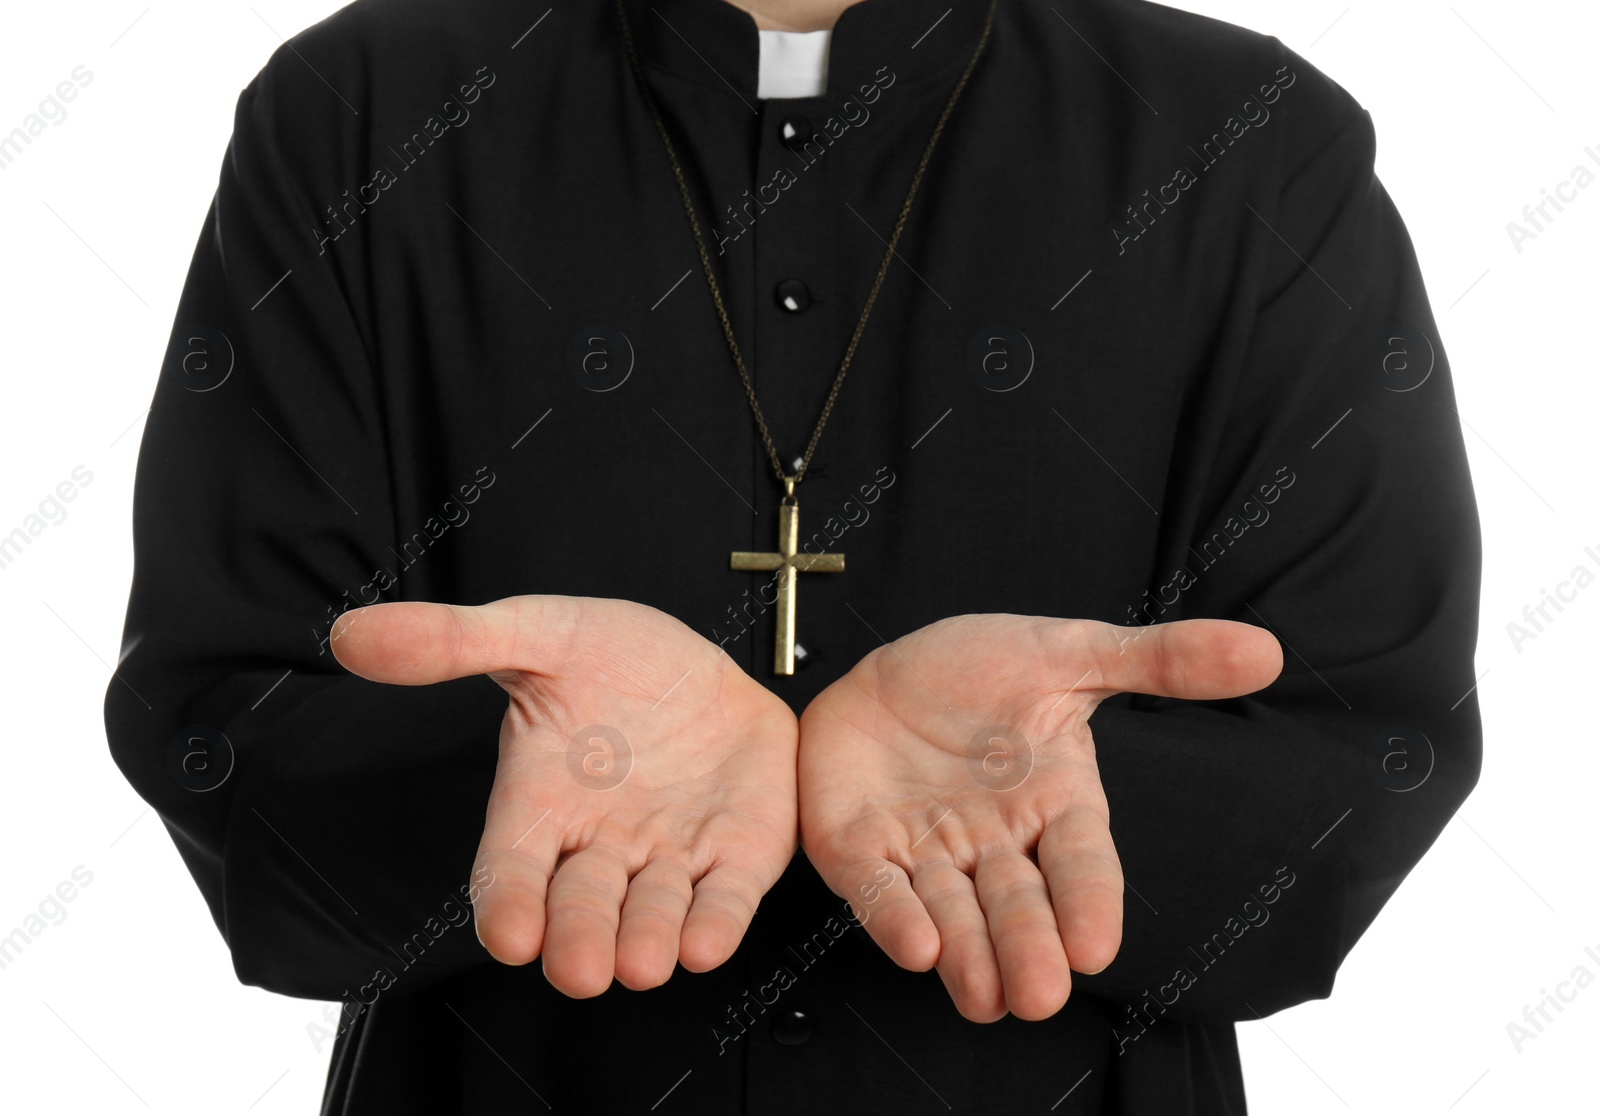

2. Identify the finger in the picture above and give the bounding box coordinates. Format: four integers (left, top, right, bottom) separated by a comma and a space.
975, 849, 1072, 1021
542, 846, 629, 998
1071, 617, 1284, 702
471, 845, 557, 967
330, 597, 576, 684
678, 857, 771, 974
912, 862, 1005, 1023
471, 774, 568, 966
614, 858, 694, 991
1038, 806, 1125, 975
829, 856, 939, 973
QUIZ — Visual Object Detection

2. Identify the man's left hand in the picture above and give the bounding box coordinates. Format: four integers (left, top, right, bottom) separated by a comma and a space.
797, 614, 1282, 1022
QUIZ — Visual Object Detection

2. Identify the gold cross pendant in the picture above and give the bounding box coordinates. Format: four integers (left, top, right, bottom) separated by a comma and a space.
729, 483, 844, 675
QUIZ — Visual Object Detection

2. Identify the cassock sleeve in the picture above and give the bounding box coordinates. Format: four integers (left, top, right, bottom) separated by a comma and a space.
104, 58, 504, 1001
1072, 105, 1484, 1023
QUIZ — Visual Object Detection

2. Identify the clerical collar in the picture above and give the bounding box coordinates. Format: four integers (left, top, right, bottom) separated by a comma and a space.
758, 29, 831, 99
620, 0, 988, 100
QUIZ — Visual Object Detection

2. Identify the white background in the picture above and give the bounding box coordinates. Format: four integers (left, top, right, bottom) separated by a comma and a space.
0, 1, 1594, 1112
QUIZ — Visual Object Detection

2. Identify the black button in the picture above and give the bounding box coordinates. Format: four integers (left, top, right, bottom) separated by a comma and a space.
788, 456, 826, 480
775, 279, 812, 313
771, 1009, 812, 1046
779, 115, 811, 147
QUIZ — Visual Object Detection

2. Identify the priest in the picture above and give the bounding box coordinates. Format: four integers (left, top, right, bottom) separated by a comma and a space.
106, 0, 1483, 1112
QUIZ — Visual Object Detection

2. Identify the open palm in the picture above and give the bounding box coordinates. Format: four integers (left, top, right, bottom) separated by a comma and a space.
799, 614, 1282, 1022
332, 595, 798, 997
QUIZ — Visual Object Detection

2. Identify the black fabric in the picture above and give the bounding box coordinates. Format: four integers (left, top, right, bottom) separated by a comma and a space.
105, 0, 1483, 1112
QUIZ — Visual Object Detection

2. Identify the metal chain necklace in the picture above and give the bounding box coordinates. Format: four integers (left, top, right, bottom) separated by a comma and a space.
617, 0, 997, 673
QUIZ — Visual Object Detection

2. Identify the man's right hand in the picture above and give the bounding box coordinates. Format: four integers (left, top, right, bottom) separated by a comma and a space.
330, 596, 798, 998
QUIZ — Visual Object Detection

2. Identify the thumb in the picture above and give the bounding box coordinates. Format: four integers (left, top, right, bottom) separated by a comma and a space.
1080, 617, 1284, 701
330, 598, 571, 685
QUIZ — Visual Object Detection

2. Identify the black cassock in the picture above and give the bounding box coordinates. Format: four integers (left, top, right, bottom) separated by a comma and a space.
105, 0, 1483, 1112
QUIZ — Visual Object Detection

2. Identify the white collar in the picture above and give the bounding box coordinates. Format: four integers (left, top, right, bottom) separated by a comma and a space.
757, 28, 832, 99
